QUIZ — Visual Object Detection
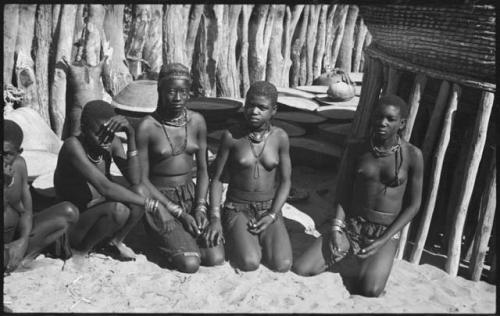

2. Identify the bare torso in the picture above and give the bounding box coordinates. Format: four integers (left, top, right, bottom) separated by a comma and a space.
146, 110, 200, 187
348, 140, 412, 225
226, 126, 282, 201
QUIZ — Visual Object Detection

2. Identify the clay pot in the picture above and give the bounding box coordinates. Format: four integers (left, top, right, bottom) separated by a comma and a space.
327, 81, 355, 102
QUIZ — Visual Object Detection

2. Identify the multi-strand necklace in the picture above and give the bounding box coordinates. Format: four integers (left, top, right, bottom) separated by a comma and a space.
160, 109, 188, 156
247, 124, 273, 179
370, 134, 403, 187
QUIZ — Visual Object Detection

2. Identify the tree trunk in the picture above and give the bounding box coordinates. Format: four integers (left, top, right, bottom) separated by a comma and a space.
239, 5, 253, 97
249, 5, 275, 83
34, 4, 52, 125
15, 5, 38, 111
3, 4, 20, 86
290, 5, 309, 87
126, 5, 151, 79
103, 5, 132, 96
322, 5, 337, 73
352, 18, 367, 72
266, 5, 286, 86
329, 5, 348, 70
50, 4, 78, 137
84, 5, 105, 67
305, 5, 320, 85
446, 91, 495, 276
336, 5, 358, 72
185, 5, 204, 68
217, 5, 242, 97
192, 14, 210, 97
143, 5, 163, 76
163, 4, 190, 65
312, 5, 329, 81
281, 5, 304, 87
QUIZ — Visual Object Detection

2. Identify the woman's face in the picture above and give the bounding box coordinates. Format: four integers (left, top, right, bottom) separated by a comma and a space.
83, 118, 114, 152
371, 104, 406, 140
157, 78, 190, 115
244, 94, 276, 129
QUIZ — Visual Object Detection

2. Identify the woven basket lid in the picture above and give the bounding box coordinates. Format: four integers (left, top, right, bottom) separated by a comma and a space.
111, 80, 158, 113
277, 96, 319, 112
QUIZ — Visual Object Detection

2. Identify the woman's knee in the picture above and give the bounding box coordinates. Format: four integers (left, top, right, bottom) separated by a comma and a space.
357, 283, 385, 297
109, 202, 130, 225
59, 202, 80, 224
270, 257, 292, 273
236, 254, 261, 271
203, 250, 225, 267
175, 255, 200, 274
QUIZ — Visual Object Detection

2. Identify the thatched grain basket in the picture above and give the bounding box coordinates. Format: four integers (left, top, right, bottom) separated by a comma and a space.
359, 5, 496, 83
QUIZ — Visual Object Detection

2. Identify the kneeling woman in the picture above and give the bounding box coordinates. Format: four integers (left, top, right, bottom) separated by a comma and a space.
206, 81, 293, 272
54, 100, 170, 260
292, 95, 423, 297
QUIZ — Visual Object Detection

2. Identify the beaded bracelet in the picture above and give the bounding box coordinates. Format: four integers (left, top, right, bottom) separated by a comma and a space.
210, 206, 221, 219
331, 218, 346, 228
331, 225, 343, 232
194, 204, 208, 214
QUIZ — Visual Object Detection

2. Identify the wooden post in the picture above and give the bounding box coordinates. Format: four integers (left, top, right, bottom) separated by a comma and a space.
163, 5, 190, 65
185, 5, 204, 68
103, 5, 132, 96
396, 72, 428, 260
349, 56, 384, 139
143, 4, 163, 75
266, 5, 286, 86
290, 5, 309, 88
217, 5, 242, 97
384, 67, 402, 96
205, 5, 223, 97
239, 5, 253, 96
469, 147, 496, 281
50, 4, 78, 137
84, 5, 105, 67
336, 5, 358, 72
192, 14, 210, 97
359, 31, 372, 71
312, 5, 328, 81
329, 5, 348, 71
34, 4, 52, 126
321, 5, 337, 73
125, 5, 151, 79
409, 83, 460, 264
248, 5, 275, 83
3, 4, 20, 86
352, 18, 367, 73
445, 91, 495, 276
421, 81, 451, 164
280, 5, 304, 87
305, 4, 321, 85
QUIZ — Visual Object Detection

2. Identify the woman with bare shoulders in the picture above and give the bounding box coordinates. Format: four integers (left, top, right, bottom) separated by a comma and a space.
206, 81, 293, 272
292, 95, 424, 297
135, 63, 224, 273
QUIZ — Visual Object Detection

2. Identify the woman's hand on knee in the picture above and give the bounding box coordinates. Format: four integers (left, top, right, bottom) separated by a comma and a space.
357, 237, 387, 259
203, 219, 224, 248
248, 214, 274, 234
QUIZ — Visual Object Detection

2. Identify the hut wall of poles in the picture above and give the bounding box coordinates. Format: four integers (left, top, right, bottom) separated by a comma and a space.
349, 5, 496, 282
3, 4, 369, 138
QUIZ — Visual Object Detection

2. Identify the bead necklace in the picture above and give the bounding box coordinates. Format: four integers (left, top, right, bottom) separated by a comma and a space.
247, 125, 273, 179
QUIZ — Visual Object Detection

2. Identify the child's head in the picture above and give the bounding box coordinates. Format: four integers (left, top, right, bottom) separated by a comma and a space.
371, 94, 408, 138
244, 81, 278, 128
81, 100, 116, 149
3, 120, 24, 166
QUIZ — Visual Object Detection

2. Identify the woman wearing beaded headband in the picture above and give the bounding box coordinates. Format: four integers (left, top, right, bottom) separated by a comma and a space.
292, 95, 424, 297
135, 63, 224, 273
54, 100, 170, 261
207, 81, 293, 272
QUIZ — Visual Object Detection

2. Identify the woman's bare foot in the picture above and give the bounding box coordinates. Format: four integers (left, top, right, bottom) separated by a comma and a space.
109, 239, 137, 260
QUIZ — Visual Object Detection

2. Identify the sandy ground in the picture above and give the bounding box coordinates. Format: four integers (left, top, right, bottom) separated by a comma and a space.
3, 166, 496, 313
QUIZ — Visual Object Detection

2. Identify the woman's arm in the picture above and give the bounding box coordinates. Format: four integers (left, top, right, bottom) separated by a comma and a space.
109, 116, 141, 186
192, 113, 210, 227
208, 130, 232, 218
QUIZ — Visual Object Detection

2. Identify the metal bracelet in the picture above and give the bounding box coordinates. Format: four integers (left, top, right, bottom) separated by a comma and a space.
268, 212, 277, 222
331, 218, 346, 228
127, 150, 138, 158
331, 225, 343, 232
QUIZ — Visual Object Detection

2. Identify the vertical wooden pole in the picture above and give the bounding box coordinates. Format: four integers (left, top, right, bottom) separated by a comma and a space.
336, 5, 358, 72
396, 72, 428, 260
266, 5, 286, 86
248, 5, 275, 83
3, 4, 20, 86
239, 5, 253, 96
50, 4, 78, 137
409, 83, 460, 264
329, 5, 348, 70
280, 5, 304, 87
217, 5, 242, 97
321, 5, 336, 73
163, 5, 190, 65
352, 18, 367, 73
125, 5, 151, 79
384, 67, 402, 96
469, 147, 496, 281
445, 91, 495, 276
312, 5, 328, 81
143, 4, 163, 75
185, 5, 204, 68
290, 5, 309, 88
305, 5, 320, 85
420, 81, 451, 164
34, 4, 52, 125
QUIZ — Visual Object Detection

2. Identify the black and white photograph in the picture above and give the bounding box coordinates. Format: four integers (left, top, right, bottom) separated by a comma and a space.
2, 1, 496, 313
